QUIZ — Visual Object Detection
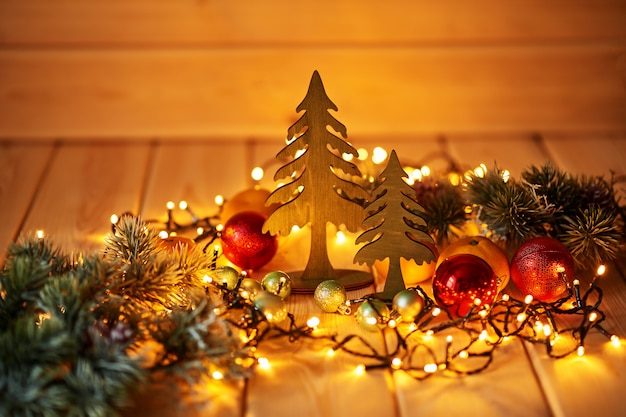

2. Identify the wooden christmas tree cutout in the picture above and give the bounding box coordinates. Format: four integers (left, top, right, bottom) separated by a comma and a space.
263, 71, 373, 293
354, 150, 436, 301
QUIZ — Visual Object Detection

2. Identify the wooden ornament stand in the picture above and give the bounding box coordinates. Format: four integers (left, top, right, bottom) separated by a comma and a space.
263, 71, 373, 293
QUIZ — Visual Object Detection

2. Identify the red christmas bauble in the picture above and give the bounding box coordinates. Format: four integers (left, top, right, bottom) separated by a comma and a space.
510, 236, 574, 302
221, 211, 278, 271
433, 253, 498, 317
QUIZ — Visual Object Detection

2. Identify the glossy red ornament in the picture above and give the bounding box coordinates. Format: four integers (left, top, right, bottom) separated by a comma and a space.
510, 236, 574, 302
433, 254, 498, 317
220, 211, 278, 271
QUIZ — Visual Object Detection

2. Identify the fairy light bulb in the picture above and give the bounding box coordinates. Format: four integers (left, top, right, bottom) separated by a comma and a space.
257, 357, 271, 370
203, 274, 212, 284
577, 346, 585, 357
354, 364, 366, 376
432, 307, 441, 317
501, 169, 511, 183
110, 214, 119, 224
357, 148, 368, 160
371, 147, 387, 164
420, 165, 431, 177
251, 167, 264, 181
391, 357, 402, 369
610, 335, 620, 347
214, 195, 224, 206
178, 200, 188, 210
524, 295, 534, 304
342, 152, 354, 161
335, 230, 346, 244
307, 316, 320, 328
36, 229, 44, 240
166, 201, 175, 210
212, 370, 224, 380
588, 311, 598, 322
327, 348, 336, 357
158, 230, 169, 239
543, 324, 552, 337
459, 350, 469, 359
424, 363, 438, 373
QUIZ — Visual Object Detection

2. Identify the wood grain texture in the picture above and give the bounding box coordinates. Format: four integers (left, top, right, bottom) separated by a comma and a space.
0, 142, 53, 262
1, 46, 625, 139
1, 1, 625, 46
140, 142, 250, 223
20, 142, 151, 253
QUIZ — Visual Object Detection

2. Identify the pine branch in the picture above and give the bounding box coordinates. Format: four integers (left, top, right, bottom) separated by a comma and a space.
559, 206, 623, 268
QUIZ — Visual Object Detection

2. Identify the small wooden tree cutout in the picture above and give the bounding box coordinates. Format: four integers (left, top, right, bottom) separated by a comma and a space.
263, 71, 372, 292
354, 149, 436, 301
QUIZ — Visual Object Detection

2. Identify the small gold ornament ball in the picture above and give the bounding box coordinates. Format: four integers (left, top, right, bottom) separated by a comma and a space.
209, 266, 240, 290
314, 280, 350, 314
355, 299, 390, 332
254, 291, 288, 323
261, 271, 292, 299
392, 289, 424, 322
239, 277, 263, 300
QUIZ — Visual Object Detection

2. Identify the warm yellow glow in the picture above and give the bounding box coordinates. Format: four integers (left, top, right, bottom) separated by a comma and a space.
432, 308, 441, 317
365, 317, 378, 326
391, 357, 402, 369
577, 346, 585, 357
388, 319, 397, 328
420, 165, 431, 177
335, 231, 346, 244
203, 274, 213, 284
448, 172, 461, 186
36, 229, 44, 240
597, 265, 606, 276
517, 313, 527, 322
307, 316, 320, 328
291, 225, 301, 233
212, 370, 224, 380
573, 279, 580, 286
501, 169, 511, 183
371, 147, 388, 164
166, 201, 175, 210
357, 148, 368, 161
543, 324, 552, 337
342, 152, 354, 161
610, 335, 620, 347
501, 294, 510, 302
214, 195, 225, 206
251, 167, 264, 181
169, 231, 177, 237
411, 169, 422, 183
216, 224, 224, 232
110, 214, 119, 224
479, 330, 488, 341
327, 348, 336, 357
424, 363, 438, 373
197, 227, 204, 235
588, 311, 598, 322
257, 357, 271, 370
408, 323, 417, 332
179, 200, 188, 210
158, 230, 169, 239
473, 166, 486, 178
459, 350, 469, 359
295, 148, 306, 159
524, 295, 534, 304
354, 364, 366, 376
446, 335, 453, 343
474, 298, 482, 306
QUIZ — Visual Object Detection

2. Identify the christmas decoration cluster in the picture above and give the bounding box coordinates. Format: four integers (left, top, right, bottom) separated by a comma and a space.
1, 71, 624, 417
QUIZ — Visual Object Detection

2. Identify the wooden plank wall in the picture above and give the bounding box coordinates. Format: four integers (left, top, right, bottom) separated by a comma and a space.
0, 0, 625, 141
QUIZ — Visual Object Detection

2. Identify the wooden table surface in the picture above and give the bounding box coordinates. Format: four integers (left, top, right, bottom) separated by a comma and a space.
1, 136, 625, 417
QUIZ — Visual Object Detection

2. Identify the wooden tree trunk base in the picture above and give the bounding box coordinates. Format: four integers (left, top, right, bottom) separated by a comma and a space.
288, 269, 374, 294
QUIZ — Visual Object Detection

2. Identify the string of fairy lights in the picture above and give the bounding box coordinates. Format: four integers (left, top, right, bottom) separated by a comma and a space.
102, 146, 623, 381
